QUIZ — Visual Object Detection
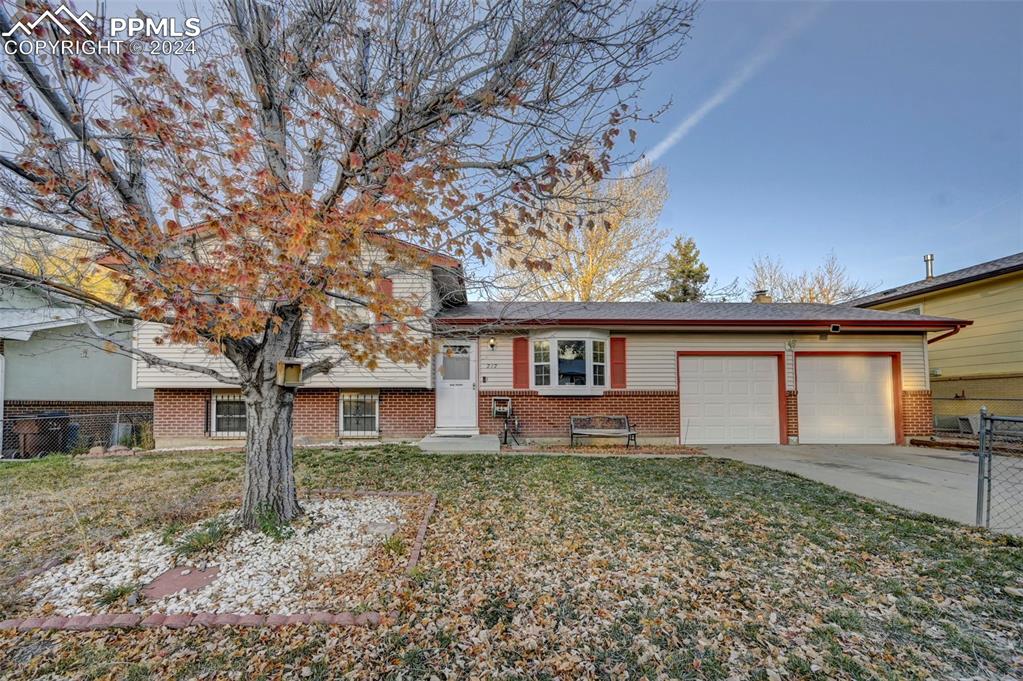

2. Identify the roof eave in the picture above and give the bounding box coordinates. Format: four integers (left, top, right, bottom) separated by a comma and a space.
853, 262, 1023, 307
0, 311, 115, 338
436, 317, 972, 332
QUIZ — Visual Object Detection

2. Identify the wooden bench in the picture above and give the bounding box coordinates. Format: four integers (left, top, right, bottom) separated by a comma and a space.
570, 415, 637, 448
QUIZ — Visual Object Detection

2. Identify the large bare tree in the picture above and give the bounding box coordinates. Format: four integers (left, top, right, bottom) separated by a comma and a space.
0, 0, 696, 526
493, 165, 669, 301
747, 252, 873, 303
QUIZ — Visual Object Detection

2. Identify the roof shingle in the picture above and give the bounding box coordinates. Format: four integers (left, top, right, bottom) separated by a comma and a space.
436, 301, 966, 329
849, 252, 1023, 307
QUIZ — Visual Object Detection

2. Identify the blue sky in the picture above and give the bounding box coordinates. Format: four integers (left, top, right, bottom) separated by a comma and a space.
98, 0, 1022, 293
631, 0, 1022, 291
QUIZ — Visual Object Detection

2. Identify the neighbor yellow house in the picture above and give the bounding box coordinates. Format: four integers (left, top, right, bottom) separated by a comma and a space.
851, 252, 1023, 427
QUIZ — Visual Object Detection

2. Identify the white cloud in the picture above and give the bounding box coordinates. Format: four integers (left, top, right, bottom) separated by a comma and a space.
633, 4, 825, 172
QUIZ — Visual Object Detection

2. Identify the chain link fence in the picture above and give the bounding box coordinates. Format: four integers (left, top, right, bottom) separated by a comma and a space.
933, 397, 1023, 441
975, 409, 1023, 535
0, 411, 153, 459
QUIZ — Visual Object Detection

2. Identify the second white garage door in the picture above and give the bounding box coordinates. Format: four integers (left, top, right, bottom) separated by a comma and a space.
678, 355, 780, 444
796, 355, 895, 444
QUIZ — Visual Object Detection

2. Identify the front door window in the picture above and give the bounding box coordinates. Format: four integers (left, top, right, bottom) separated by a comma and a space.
442, 345, 471, 381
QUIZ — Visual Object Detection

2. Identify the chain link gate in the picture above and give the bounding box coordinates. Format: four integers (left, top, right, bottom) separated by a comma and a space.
975, 407, 1023, 534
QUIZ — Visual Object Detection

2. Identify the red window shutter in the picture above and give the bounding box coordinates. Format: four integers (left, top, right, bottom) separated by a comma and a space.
610, 337, 627, 389
512, 337, 530, 389
375, 277, 393, 332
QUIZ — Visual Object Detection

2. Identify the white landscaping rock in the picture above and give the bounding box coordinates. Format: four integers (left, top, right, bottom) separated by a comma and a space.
22, 497, 403, 615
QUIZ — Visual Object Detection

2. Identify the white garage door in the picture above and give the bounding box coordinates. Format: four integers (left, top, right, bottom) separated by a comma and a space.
678, 355, 780, 444
797, 355, 895, 444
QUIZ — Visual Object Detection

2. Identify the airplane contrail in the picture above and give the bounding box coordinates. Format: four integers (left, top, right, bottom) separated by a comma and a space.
633, 4, 826, 172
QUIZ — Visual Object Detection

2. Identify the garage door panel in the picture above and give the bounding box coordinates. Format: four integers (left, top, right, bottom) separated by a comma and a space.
702, 382, 724, 395
797, 355, 895, 444
679, 355, 780, 445
703, 403, 727, 418
728, 382, 751, 395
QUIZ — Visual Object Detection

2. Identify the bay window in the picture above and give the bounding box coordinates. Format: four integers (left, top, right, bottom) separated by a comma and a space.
533, 340, 551, 386
557, 340, 587, 385
530, 332, 610, 393
592, 340, 606, 387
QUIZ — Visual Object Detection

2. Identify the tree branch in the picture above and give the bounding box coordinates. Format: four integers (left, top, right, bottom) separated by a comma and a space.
0, 216, 106, 243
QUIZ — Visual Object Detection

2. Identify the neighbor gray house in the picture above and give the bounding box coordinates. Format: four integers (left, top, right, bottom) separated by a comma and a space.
0, 284, 152, 455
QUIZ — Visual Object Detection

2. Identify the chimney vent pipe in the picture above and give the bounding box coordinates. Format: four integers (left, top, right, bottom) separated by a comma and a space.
924, 254, 934, 279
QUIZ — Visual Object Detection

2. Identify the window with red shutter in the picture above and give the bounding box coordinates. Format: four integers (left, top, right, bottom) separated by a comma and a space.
610, 337, 626, 389
512, 337, 529, 389
375, 277, 393, 332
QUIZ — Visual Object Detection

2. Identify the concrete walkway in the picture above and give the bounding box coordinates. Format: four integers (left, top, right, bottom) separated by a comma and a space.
704, 444, 989, 528
418, 433, 501, 453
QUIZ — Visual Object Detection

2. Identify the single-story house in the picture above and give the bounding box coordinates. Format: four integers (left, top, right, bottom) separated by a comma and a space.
849, 252, 1022, 428
134, 255, 971, 449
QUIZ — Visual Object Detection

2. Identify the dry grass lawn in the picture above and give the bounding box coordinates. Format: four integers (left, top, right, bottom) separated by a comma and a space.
1, 445, 1021, 680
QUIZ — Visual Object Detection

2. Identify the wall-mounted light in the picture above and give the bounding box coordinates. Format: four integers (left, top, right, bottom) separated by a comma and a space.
488, 337, 496, 350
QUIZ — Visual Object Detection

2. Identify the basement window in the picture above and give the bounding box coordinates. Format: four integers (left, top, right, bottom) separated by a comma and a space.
211, 392, 246, 438
341, 391, 379, 437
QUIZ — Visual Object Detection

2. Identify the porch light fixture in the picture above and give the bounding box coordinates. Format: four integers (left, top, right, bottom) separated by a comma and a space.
488, 337, 496, 350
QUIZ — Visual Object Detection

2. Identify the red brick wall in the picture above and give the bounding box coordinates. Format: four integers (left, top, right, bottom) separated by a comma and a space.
479, 390, 679, 439
153, 388, 210, 439
785, 390, 798, 439
902, 389, 933, 437
154, 388, 343, 442
379, 389, 434, 438
294, 389, 339, 441
4, 400, 152, 418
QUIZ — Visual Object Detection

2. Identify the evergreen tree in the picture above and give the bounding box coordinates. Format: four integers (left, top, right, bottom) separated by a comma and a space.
654, 235, 710, 302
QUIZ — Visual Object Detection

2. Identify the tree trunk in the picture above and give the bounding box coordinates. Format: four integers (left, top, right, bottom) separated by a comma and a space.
226, 304, 305, 530
239, 383, 302, 528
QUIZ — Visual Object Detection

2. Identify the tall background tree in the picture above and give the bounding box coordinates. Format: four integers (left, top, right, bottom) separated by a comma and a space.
747, 252, 872, 303
0, 0, 696, 526
653, 234, 709, 302
493, 165, 669, 301
1, 231, 123, 303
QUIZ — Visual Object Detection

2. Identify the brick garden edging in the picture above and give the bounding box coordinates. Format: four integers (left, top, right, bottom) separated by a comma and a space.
0, 610, 400, 632
0, 490, 437, 633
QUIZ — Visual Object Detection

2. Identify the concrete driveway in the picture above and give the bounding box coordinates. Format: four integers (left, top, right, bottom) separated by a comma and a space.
704, 444, 990, 528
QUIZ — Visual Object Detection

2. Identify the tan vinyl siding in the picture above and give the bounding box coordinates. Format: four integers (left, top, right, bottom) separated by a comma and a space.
871, 271, 1023, 379
134, 265, 434, 389
625, 332, 928, 391
479, 332, 929, 392
479, 335, 515, 388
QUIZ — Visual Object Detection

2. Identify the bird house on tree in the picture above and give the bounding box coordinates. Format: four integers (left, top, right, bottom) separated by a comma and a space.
276, 359, 304, 387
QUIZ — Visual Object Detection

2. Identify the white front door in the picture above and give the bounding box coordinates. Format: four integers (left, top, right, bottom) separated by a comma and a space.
435, 340, 478, 434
